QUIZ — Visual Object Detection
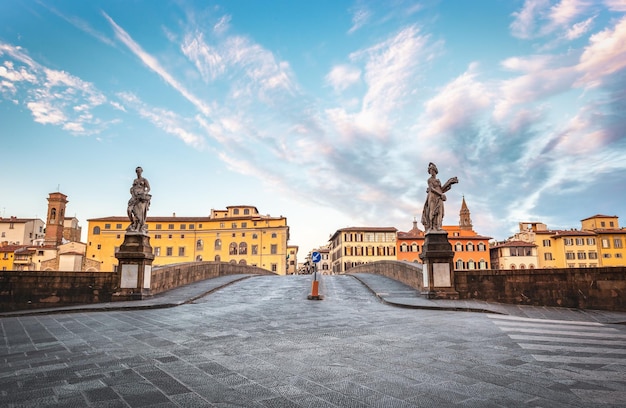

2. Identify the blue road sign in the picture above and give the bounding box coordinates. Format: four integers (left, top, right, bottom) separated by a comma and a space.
311, 251, 321, 263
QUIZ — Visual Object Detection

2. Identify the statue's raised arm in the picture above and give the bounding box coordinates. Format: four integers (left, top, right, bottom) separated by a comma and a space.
420, 163, 458, 233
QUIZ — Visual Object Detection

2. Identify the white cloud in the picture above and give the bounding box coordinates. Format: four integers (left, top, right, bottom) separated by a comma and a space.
348, 6, 372, 34
103, 12, 212, 116
325, 64, 361, 92
575, 16, 626, 88
510, 0, 549, 39
422, 66, 492, 137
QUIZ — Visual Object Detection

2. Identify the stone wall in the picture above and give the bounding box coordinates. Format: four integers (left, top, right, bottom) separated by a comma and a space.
150, 262, 276, 295
455, 267, 626, 311
346, 262, 626, 312
346, 261, 424, 292
0, 271, 116, 312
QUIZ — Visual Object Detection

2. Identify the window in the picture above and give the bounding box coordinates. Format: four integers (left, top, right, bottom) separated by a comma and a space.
116, 224, 122, 229
589, 252, 598, 259
244, 209, 250, 215
178, 247, 185, 256
233, 209, 239, 215
215, 239, 222, 250
181, 234, 185, 239
467, 243, 474, 251
271, 244, 277, 254
166, 247, 173, 256
564, 238, 573, 246
196, 239, 203, 250
411, 243, 418, 252
478, 243, 486, 251
229, 242, 238, 255
239, 242, 247, 255
479, 260, 487, 269
271, 263, 277, 272
272, 233, 277, 238
180, 224, 186, 230
468, 260, 475, 269
601, 221, 606, 227
542, 239, 551, 247
610, 221, 615, 227
154, 247, 161, 256
456, 259, 464, 270
105, 224, 111, 230
586, 238, 595, 245
241, 222, 247, 228
400, 243, 408, 252
252, 245, 258, 255
576, 238, 584, 246
577, 252, 586, 260
455, 243, 463, 252
168, 235, 172, 239
189, 224, 194, 230
93, 226, 101, 235
220, 223, 225, 228
544, 253, 553, 260
565, 252, 575, 260
602, 239, 610, 248
232, 223, 237, 229
614, 239, 623, 248
616, 253, 623, 258
168, 224, 174, 229
154, 234, 161, 239
97, 244, 101, 250
156, 224, 162, 230
252, 234, 258, 239
603, 253, 612, 258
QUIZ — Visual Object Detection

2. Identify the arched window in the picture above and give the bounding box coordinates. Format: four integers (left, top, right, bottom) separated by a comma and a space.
214, 255, 221, 262
456, 259, 464, 270
389, 246, 396, 256
468, 259, 475, 269
244, 209, 250, 215
529, 264, 535, 269
229, 242, 238, 255
479, 259, 487, 269
510, 264, 516, 270
93, 226, 101, 235
519, 264, 526, 269
214, 239, 222, 250
467, 243, 474, 252
478, 242, 486, 251
455, 243, 463, 252
196, 255, 203, 261
411, 243, 419, 252
401, 243, 408, 252
239, 242, 247, 255
196, 239, 203, 250
50, 208, 57, 222
252, 233, 258, 239
233, 209, 239, 215
238, 259, 247, 265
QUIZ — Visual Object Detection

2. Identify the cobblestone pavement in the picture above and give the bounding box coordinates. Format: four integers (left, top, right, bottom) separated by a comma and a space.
1, 274, 625, 407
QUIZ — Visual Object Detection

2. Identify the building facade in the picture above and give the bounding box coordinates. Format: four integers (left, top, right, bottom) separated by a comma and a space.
0, 217, 45, 246
329, 227, 397, 274
396, 198, 491, 270
490, 240, 538, 270
86, 205, 292, 274
510, 215, 625, 268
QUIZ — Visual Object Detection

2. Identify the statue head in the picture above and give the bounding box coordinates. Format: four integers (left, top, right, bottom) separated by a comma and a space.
428, 162, 438, 175
135, 166, 143, 176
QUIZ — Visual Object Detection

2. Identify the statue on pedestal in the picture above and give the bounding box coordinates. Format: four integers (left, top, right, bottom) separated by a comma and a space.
127, 166, 151, 234
421, 162, 458, 233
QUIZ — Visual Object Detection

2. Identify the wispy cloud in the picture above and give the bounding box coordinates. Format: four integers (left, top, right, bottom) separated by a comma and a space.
102, 12, 212, 116
0, 43, 107, 135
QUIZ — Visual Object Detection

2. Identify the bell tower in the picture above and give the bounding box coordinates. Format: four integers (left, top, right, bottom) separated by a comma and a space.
44, 192, 68, 246
459, 196, 473, 231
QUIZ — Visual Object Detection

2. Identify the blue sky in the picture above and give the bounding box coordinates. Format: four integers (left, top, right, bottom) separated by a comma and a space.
1, 0, 626, 255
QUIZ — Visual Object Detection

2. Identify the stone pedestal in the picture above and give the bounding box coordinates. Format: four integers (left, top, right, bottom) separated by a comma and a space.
113, 233, 155, 301
420, 231, 459, 299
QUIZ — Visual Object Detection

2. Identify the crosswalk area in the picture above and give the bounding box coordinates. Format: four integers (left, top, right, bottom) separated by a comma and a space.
488, 314, 626, 365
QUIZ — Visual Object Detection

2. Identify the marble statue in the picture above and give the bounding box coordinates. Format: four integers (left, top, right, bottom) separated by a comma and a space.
421, 162, 458, 233
127, 166, 151, 233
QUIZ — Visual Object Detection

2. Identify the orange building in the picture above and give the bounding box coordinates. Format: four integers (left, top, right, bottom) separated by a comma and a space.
397, 198, 492, 270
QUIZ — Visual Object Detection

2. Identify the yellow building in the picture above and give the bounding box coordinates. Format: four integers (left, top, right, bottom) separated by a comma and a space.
329, 227, 397, 274
513, 215, 626, 268
581, 215, 626, 266
87, 205, 292, 274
